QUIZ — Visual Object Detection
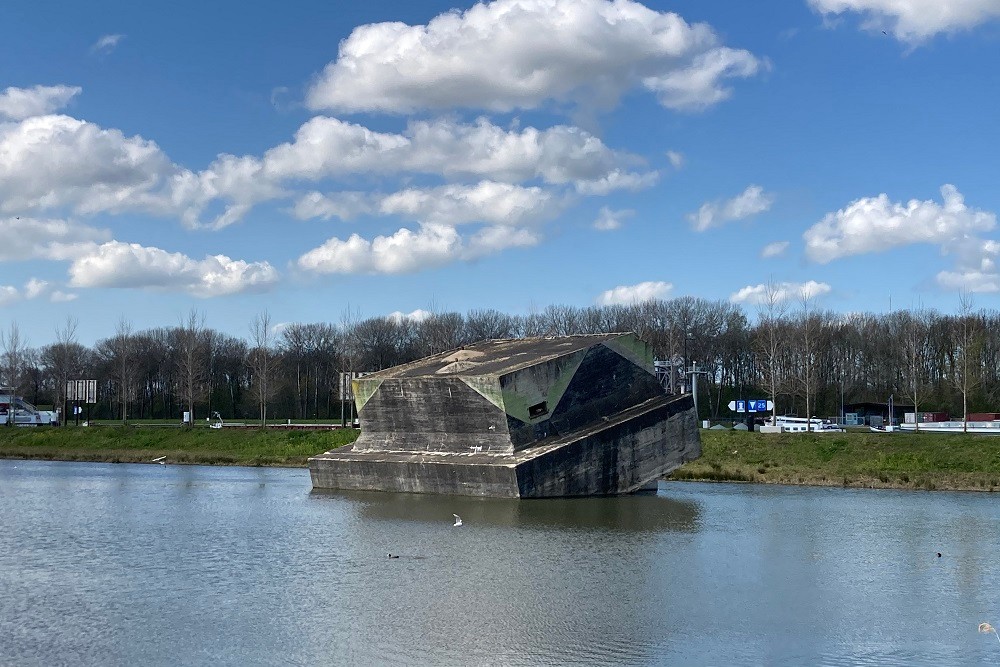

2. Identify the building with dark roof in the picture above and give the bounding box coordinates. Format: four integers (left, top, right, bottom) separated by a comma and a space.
309, 333, 700, 497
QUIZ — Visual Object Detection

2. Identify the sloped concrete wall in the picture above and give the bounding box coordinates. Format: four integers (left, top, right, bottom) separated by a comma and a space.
505, 343, 665, 450
515, 395, 699, 497
353, 377, 513, 454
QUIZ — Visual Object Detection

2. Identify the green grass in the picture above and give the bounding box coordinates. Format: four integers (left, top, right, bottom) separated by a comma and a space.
672, 429, 1000, 491
0, 425, 360, 467
7, 424, 1000, 492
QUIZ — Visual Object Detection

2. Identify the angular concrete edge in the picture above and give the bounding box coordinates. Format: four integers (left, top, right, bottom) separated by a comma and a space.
309, 450, 521, 497
309, 394, 700, 498
514, 394, 699, 497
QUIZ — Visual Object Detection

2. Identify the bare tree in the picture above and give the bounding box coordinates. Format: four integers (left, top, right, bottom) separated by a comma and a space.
465, 308, 518, 341
753, 281, 788, 425
113, 318, 135, 424
795, 288, 824, 426
418, 312, 466, 356
896, 310, 931, 432
954, 291, 983, 432
1, 322, 28, 390
49, 317, 79, 424
1, 322, 29, 426
176, 309, 209, 426
247, 310, 276, 427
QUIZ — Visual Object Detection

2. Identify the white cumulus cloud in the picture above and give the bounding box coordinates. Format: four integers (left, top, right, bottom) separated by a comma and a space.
294, 182, 562, 226
0, 285, 18, 306
0, 216, 110, 261
465, 225, 540, 259
596, 281, 673, 306
592, 206, 634, 231
67, 242, 280, 297
937, 239, 1000, 293
387, 309, 433, 323
50, 291, 78, 303
0, 85, 81, 121
937, 270, 1000, 293
761, 241, 789, 258
292, 191, 373, 221
0, 114, 180, 217
0, 113, 283, 229
809, 0, 1000, 43
803, 185, 995, 264
297, 224, 462, 275
689, 185, 774, 232
91, 34, 125, 55
297, 223, 539, 275
264, 116, 651, 190
1, 107, 649, 230
378, 181, 562, 226
729, 280, 832, 305
23, 278, 48, 299
306, 0, 762, 115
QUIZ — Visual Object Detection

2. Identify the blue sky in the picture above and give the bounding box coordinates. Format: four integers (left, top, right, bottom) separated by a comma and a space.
2, 0, 999, 344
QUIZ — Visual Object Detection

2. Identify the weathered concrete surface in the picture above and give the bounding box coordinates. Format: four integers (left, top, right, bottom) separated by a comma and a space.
513, 395, 699, 497
309, 394, 697, 497
309, 334, 701, 498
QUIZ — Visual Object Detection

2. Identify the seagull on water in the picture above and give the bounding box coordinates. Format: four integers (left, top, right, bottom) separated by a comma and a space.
453, 514, 463, 527
387, 553, 399, 559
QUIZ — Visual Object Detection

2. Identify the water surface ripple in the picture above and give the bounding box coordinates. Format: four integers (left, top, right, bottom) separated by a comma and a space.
1, 460, 999, 665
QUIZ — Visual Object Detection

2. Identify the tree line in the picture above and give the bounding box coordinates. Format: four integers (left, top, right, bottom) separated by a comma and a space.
2, 291, 999, 425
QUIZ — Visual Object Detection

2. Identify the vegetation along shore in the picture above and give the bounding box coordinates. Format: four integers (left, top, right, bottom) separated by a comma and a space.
0, 424, 359, 467
3, 426, 1000, 493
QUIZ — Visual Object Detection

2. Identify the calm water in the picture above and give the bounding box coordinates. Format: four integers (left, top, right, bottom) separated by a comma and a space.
2, 460, 1000, 666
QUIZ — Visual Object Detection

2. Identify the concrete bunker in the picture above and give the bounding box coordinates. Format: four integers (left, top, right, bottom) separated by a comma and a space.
309, 333, 701, 498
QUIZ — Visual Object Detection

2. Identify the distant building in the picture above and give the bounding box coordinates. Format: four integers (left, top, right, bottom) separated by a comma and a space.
844, 401, 915, 426
310, 333, 700, 497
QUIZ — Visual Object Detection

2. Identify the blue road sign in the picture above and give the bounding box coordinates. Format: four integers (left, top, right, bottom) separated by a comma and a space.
729, 399, 774, 413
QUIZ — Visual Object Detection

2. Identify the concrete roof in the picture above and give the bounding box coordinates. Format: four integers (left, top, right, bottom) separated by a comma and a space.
366, 333, 630, 379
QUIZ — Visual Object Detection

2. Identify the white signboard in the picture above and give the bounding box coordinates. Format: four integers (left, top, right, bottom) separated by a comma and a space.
67, 379, 98, 404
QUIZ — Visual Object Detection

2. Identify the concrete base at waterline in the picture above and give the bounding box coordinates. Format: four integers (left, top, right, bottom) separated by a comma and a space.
309, 394, 700, 498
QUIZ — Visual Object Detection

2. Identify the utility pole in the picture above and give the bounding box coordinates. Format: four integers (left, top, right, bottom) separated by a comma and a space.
688, 362, 711, 423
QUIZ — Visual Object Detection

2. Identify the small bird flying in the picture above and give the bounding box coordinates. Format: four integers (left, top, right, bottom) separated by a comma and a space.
453, 514, 463, 527
151, 456, 166, 464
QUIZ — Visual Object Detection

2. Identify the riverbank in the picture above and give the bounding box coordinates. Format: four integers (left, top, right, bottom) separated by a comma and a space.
3, 426, 1000, 492
674, 429, 1000, 492
0, 424, 360, 467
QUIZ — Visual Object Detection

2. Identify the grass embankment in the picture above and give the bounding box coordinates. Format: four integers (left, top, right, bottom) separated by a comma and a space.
6, 425, 1000, 492
0, 425, 360, 467
672, 429, 1000, 492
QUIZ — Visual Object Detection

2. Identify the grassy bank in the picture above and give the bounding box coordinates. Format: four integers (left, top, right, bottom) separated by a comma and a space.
672, 428, 1000, 492
0, 425, 359, 467
5, 426, 1000, 493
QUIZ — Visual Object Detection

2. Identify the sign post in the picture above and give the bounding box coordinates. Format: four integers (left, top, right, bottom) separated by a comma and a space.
727, 399, 775, 431
67, 379, 98, 426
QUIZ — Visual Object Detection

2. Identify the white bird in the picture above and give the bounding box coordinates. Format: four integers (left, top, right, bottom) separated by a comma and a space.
152, 456, 166, 465
453, 514, 463, 527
